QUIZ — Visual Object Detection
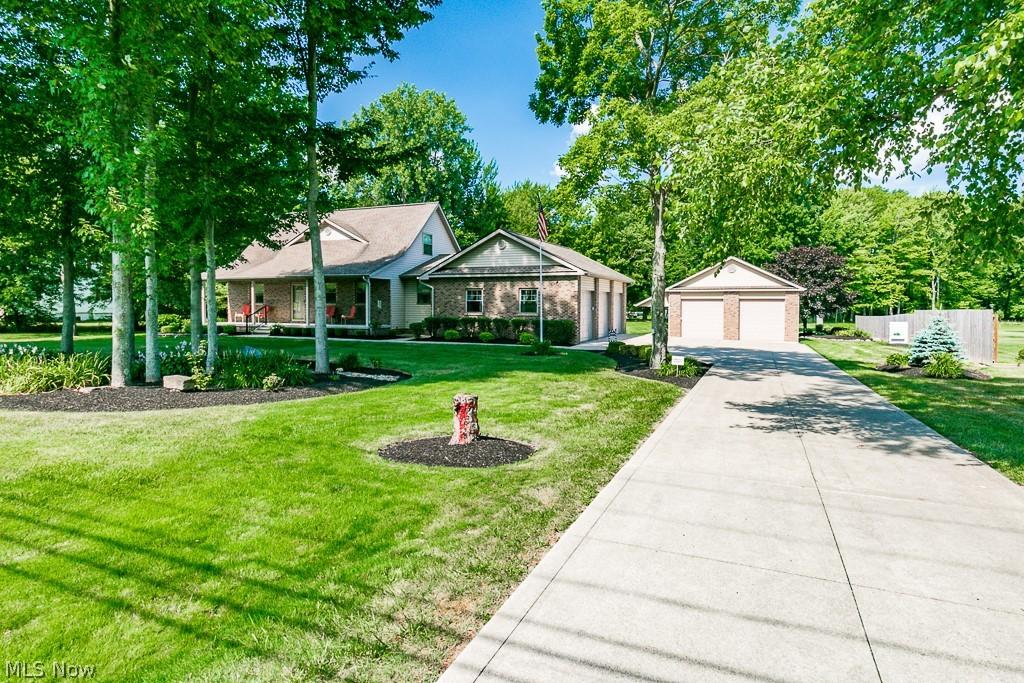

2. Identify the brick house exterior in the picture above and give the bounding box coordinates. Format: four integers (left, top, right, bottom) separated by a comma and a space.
418, 230, 631, 344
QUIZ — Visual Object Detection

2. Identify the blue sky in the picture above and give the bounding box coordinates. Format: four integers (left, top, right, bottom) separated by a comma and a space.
321, 0, 948, 194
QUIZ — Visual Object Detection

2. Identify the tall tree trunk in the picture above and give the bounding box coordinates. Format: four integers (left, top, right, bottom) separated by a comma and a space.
107, 0, 131, 387
189, 243, 203, 353
649, 184, 668, 370
126, 272, 137, 361
304, 39, 329, 374
204, 217, 218, 373
144, 235, 160, 382
60, 241, 76, 355
110, 229, 131, 386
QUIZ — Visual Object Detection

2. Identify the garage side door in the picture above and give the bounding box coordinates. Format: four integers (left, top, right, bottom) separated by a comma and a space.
739, 299, 785, 341
681, 299, 724, 340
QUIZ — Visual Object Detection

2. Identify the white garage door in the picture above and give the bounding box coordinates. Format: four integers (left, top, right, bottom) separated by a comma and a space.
681, 299, 724, 340
739, 299, 785, 341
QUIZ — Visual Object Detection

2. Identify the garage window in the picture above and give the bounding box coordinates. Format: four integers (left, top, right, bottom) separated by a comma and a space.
465, 289, 483, 314
519, 288, 538, 314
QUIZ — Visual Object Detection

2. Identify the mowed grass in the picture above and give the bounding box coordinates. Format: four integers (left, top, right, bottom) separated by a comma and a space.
805, 338, 1024, 485
0, 334, 679, 681
998, 320, 1024, 364
625, 320, 651, 335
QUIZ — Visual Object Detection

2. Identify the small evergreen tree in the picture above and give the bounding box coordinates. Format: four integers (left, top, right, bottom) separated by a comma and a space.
909, 318, 964, 366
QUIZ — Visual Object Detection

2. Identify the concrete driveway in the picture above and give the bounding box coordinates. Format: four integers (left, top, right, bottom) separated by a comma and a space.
440, 342, 1024, 682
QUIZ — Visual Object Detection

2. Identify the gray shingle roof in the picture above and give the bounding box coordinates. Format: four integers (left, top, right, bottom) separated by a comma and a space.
505, 231, 633, 283
216, 203, 443, 280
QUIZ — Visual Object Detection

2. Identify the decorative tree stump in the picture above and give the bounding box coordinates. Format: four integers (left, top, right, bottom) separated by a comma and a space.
450, 394, 480, 445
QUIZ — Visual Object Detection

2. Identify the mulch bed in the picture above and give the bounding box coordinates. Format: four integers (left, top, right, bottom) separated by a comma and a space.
378, 436, 534, 468
0, 369, 410, 413
876, 364, 991, 380
601, 351, 712, 389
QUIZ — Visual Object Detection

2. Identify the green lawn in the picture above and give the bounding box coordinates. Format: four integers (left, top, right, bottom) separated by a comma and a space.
805, 338, 1024, 485
0, 334, 679, 681
626, 319, 651, 335
998, 320, 1024, 364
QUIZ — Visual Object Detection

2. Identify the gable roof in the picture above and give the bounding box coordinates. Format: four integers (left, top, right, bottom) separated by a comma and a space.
216, 202, 458, 280
419, 229, 632, 283
666, 256, 805, 292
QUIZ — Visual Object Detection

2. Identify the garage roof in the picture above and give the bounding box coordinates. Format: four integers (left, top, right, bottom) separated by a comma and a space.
666, 257, 804, 293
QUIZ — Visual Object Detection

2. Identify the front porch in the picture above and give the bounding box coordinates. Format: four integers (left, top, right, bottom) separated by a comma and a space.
221, 277, 391, 331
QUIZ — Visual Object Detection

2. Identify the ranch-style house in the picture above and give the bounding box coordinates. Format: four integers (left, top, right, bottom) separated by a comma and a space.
214, 203, 631, 344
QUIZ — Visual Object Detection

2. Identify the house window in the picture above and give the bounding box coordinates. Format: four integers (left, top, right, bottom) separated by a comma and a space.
325, 282, 337, 305
422, 233, 433, 255
416, 282, 432, 305
253, 283, 265, 307
519, 288, 538, 314
465, 288, 483, 314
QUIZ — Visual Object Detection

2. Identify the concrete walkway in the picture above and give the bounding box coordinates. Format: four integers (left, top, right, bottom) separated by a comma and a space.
441, 342, 1024, 682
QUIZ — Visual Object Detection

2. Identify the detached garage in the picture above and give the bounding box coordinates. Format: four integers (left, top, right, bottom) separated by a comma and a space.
666, 257, 803, 343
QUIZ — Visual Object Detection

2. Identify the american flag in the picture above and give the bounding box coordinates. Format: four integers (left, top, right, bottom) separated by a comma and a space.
537, 204, 549, 242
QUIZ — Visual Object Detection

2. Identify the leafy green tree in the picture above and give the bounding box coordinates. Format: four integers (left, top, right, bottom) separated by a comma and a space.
533, 0, 799, 368
788, 0, 1024, 249
274, 1, 439, 374
0, 7, 96, 351
501, 181, 557, 237
335, 84, 505, 246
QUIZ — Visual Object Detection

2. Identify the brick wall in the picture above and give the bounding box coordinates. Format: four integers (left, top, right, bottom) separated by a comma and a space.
723, 294, 740, 340
226, 282, 248, 322
430, 276, 580, 341
667, 293, 681, 336
784, 293, 800, 342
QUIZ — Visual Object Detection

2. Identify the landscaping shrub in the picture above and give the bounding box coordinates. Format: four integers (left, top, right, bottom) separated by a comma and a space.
443, 329, 461, 341
270, 325, 284, 336
339, 353, 361, 371
909, 318, 964, 366
518, 332, 537, 345
834, 327, 870, 339
220, 324, 237, 335
636, 345, 653, 361
885, 352, 910, 368
677, 357, 703, 377
0, 347, 109, 393
409, 322, 424, 339
606, 341, 626, 355
511, 318, 535, 336
216, 349, 313, 389
1017, 348, 1023, 366
479, 331, 496, 343
157, 313, 189, 334
543, 319, 576, 345
524, 340, 554, 356
491, 318, 512, 340
923, 352, 964, 379
262, 373, 285, 392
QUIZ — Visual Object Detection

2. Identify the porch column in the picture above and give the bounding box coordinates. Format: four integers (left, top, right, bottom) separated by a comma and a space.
364, 276, 371, 329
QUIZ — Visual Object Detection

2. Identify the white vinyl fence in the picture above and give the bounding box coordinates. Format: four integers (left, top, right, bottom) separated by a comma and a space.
855, 309, 997, 363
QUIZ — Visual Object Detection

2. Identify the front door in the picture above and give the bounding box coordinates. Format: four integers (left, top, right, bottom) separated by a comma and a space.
291, 283, 306, 322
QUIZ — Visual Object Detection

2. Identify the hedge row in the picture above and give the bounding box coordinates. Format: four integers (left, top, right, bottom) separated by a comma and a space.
413, 316, 577, 346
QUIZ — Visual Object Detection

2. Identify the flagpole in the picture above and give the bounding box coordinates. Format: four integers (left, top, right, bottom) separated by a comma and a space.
538, 239, 545, 342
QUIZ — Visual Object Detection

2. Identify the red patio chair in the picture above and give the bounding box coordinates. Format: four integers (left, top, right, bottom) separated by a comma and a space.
234, 303, 252, 322
340, 305, 357, 324
326, 304, 337, 323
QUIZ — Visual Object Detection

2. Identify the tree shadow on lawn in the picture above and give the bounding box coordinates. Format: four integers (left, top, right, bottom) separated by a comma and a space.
0, 487, 467, 673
